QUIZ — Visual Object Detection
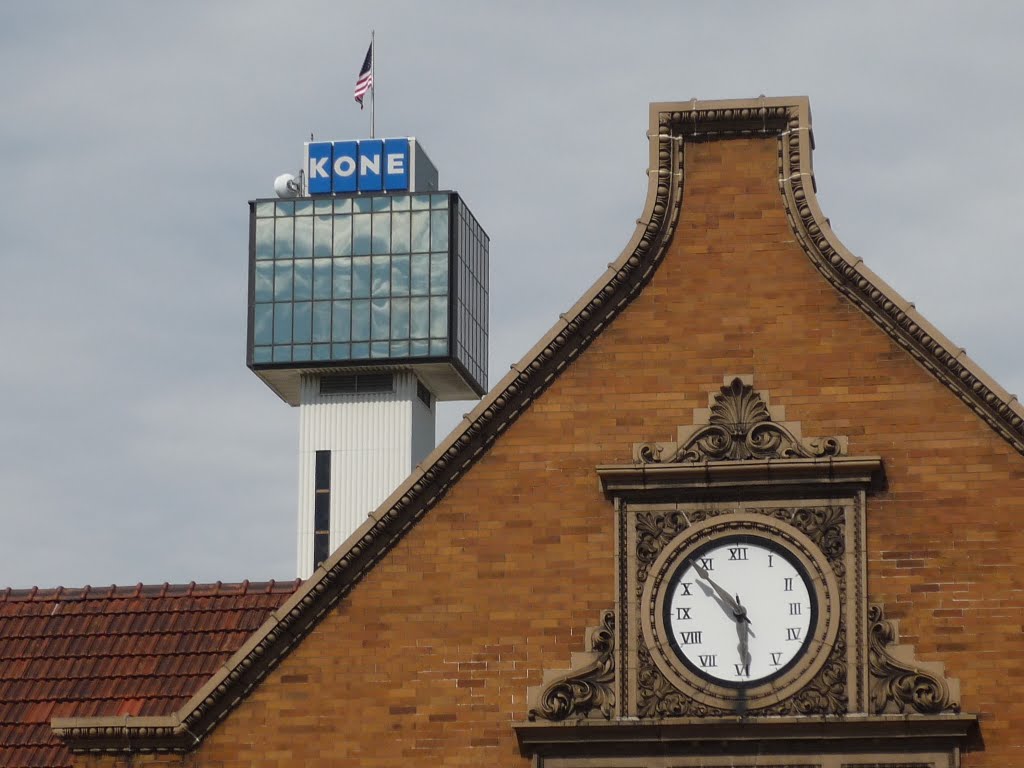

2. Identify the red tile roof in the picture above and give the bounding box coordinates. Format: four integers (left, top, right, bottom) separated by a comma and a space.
0, 580, 300, 768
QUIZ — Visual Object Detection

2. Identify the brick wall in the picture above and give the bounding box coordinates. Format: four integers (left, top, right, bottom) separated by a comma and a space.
80, 135, 1024, 767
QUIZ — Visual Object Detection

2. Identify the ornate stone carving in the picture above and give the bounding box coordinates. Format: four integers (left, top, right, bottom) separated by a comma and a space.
868, 604, 959, 715
637, 378, 845, 463
529, 610, 615, 722
637, 642, 727, 718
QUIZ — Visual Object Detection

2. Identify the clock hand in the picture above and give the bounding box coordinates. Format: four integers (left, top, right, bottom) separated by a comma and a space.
691, 561, 751, 623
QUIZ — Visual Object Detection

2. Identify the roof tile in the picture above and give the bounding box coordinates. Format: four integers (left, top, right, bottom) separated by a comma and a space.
0, 579, 299, 768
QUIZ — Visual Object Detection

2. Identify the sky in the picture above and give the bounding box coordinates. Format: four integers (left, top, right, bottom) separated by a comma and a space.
1, 2, 1021, 588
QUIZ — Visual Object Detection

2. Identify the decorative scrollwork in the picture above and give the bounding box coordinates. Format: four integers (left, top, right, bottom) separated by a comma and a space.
868, 604, 958, 715
759, 629, 848, 716
636, 642, 727, 718
637, 378, 845, 463
529, 611, 615, 721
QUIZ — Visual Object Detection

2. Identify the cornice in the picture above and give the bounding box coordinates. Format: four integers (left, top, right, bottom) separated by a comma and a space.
773, 101, 1024, 455
51, 94, 691, 757
53, 95, 1019, 754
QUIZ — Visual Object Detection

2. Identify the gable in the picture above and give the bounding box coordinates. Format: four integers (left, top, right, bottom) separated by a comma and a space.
54, 97, 1024, 766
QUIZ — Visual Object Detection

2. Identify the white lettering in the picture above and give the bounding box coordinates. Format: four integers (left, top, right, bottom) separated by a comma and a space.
309, 156, 329, 179
333, 155, 356, 177
360, 153, 381, 176
386, 153, 405, 176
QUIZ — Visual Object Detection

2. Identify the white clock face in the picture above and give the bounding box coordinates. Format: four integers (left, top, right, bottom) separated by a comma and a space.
665, 536, 815, 685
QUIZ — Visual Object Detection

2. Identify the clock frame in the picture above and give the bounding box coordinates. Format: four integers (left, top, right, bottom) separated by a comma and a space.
643, 513, 840, 712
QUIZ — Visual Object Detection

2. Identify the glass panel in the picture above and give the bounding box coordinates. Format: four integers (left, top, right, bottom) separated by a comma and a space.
331, 343, 351, 359
254, 304, 273, 345
371, 341, 390, 357
314, 215, 332, 257
253, 346, 272, 363
292, 344, 312, 361
431, 194, 449, 209
312, 301, 331, 342
372, 196, 391, 212
255, 219, 274, 260
275, 201, 294, 216
333, 215, 351, 256
353, 197, 373, 213
430, 252, 448, 295
312, 343, 331, 361
294, 200, 313, 216
273, 303, 292, 344
351, 299, 370, 341
371, 256, 390, 297
313, 259, 332, 299
410, 297, 429, 338
272, 345, 291, 362
293, 260, 312, 301
352, 214, 371, 255
293, 301, 312, 343
352, 257, 371, 298
410, 211, 429, 253
410, 253, 429, 295
371, 299, 389, 339
351, 342, 370, 358
254, 262, 274, 302
332, 258, 352, 298
255, 201, 275, 217
334, 198, 351, 214
391, 212, 410, 253
391, 298, 409, 339
410, 339, 429, 356
331, 300, 351, 341
411, 194, 431, 210
371, 212, 391, 254
430, 296, 448, 338
391, 195, 410, 210
430, 210, 449, 251
391, 255, 409, 295
274, 261, 292, 301
294, 216, 313, 258
274, 217, 293, 259
314, 199, 333, 214
390, 340, 409, 357
430, 338, 448, 355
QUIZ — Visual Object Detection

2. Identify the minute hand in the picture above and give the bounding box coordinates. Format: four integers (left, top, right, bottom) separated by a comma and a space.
691, 561, 750, 622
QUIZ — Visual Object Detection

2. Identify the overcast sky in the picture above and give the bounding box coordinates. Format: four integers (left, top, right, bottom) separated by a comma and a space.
1, 2, 1021, 588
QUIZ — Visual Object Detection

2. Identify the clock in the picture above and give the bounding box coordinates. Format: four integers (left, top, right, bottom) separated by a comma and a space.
642, 513, 841, 712
664, 534, 816, 686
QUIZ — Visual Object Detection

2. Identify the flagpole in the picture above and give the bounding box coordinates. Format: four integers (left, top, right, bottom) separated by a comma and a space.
370, 29, 375, 138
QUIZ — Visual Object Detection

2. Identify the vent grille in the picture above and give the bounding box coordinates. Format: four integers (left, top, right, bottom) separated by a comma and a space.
320, 373, 394, 396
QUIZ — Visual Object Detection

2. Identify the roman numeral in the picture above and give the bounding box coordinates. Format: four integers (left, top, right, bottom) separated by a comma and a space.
770, 652, 782, 666
734, 662, 750, 677
767, 553, 774, 567
679, 630, 702, 645
698, 654, 717, 668
786, 627, 802, 642
699, 557, 714, 571
789, 602, 802, 615
675, 607, 692, 621
680, 582, 692, 596
728, 547, 748, 561
784, 577, 793, 591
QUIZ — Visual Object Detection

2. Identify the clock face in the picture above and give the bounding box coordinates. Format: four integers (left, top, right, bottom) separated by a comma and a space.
664, 534, 816, 686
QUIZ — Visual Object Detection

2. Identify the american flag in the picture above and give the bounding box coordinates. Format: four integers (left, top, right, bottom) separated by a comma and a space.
354, 42, 373, 108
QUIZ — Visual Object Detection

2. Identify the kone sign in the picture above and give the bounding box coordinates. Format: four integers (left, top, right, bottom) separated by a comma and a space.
306, 138, 411, 194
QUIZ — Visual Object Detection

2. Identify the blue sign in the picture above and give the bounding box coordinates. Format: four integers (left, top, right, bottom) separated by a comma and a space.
306, 138, 411, 194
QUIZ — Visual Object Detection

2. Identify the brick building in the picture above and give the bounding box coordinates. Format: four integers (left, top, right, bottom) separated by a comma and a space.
4, 96, 1023, 766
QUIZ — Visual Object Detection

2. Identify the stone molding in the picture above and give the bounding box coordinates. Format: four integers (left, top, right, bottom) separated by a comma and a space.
54, 95, 1003, 756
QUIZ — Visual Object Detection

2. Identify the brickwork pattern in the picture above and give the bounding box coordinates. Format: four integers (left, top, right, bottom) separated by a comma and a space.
80, 137, 1024, 767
